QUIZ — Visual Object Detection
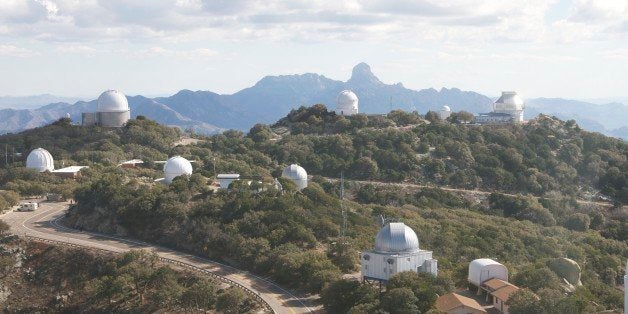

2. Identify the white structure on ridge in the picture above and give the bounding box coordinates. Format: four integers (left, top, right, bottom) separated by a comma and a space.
282, 164, 308, 190
336, 90, 359, 116
163, 156, 193, 184
439, 105, 452, 120
26, 148, 54, 172
361, 222, 438, 282
82, 90, 131, 127
476, 91, 525, 124
468, 258, 509, 287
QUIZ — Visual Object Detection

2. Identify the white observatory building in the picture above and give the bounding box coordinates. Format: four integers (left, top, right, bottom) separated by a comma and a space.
468, 258, 509, 288
282, 164, 308, 190
476, 91, 525, 124
82, 90, 131, 127
439, 105, 452, 120
163, 156, 193, 184
361, 222, 438, 282
336, 90, 359, 116
26, 148, 54, 172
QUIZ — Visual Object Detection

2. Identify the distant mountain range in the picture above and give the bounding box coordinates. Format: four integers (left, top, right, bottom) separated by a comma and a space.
0, 63, 626, 139
0, 94, 86, 109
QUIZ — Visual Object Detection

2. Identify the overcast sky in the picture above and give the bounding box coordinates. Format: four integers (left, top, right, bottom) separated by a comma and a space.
0, 0, 627, 99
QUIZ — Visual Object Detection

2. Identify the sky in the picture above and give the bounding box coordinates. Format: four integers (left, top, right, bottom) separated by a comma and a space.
0, 0, 627, 100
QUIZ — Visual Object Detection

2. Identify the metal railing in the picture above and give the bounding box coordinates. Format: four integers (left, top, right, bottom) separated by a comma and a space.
24, 235, 274, 313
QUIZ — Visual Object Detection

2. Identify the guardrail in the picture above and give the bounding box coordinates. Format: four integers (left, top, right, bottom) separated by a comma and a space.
24, 235, 274, 313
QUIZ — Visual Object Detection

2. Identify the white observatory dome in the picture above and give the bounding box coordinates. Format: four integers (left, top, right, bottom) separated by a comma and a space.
163, 156, 193, 184
336, 90, 359, 115
374, 222, 419, 254
442, 105, 451, 112
494, 91, 524, 111
282, 164, 308, 190
97, 90, 129, 113
26, 148, 54, 172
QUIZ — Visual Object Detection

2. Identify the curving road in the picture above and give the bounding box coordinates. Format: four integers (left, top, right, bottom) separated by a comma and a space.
0, 202, 318, 314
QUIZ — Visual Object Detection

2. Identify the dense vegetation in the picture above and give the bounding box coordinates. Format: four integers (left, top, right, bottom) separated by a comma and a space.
269, 105, 627, 204
0, 109, 626, 313
0, 224, 261, 312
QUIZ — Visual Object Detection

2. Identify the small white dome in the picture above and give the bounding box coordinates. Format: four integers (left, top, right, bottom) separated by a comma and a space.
163, 156, 193, 184
374, 222, 419, 253
336, 90, 359, 115
26, 148, 54, 172
282, 164, 308, 190
442, 105, 451, 111
494, 91, 524, 111
97, 90, 129, 113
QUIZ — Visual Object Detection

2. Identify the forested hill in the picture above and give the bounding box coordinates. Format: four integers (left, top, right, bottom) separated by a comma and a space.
267, 105, 627, 204
0, 110, 626, 312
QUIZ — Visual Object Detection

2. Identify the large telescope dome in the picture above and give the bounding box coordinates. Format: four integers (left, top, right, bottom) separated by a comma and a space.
374, 222, 419, 254
163, 156, 193, 184
26, 148, 54, 172
97, 90, 129, 113
494, 91, 524, 112
336, 90, 359, 115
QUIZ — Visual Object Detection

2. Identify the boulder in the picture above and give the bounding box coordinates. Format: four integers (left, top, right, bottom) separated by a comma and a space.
548, 257, 582, 287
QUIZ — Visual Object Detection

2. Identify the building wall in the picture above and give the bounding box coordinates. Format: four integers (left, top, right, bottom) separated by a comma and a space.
82, 112, 98, 126
219, 178, 237, 189
361, 250, 436, 281
99, 111, 130, 127
439, 110, 451, 120
336, 107, 358, 116
493, 298, 510, 314
469, 263, 509, 287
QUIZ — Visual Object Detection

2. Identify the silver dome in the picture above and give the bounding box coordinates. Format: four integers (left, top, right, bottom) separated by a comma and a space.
163, 156, 193, 184
26, 148, 54, 172
336, 90, 359, 115
282, 164, 308, 190
97, 90, 129, 113
494, 91, 524, 112
374, 222, 419, 253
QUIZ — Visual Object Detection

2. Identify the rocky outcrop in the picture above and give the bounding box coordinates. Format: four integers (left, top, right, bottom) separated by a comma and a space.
548, 257, 582, 291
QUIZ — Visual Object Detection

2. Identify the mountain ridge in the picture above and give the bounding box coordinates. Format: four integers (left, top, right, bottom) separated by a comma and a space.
0, 63, 625, 139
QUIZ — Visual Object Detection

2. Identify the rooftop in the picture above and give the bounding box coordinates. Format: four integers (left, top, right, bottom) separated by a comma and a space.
436, 293, 486, 313
51, 166, 88, 173
491, 284, 520, 301
482, 278, 512, 291
119, 159, 144, 165
217, 174, 241, 179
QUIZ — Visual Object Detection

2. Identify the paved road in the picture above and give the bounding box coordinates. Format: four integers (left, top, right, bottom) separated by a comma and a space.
1, 202, 317, 314
324, 177, 617, 208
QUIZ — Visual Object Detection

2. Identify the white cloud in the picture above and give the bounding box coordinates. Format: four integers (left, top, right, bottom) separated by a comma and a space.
0, 44, 38, 57
0, 0, 573, 44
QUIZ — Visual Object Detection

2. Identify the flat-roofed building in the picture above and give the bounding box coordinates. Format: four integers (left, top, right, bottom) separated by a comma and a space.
217, 174, 240, 189
52, 166, 88, 179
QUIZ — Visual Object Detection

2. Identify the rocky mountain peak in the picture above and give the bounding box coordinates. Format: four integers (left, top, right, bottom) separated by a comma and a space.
349, 62, 382, 85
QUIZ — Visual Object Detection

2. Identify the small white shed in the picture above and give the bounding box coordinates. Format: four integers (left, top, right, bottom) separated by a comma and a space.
468, 258, 508, 287
217, 174, 240, 189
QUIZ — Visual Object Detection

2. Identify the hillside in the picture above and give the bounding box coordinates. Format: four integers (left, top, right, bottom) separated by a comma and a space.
0, 113, 626, 312
0, 230, 262, 312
